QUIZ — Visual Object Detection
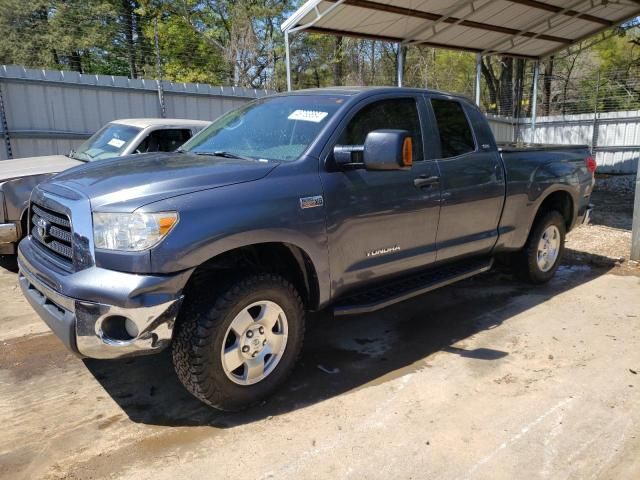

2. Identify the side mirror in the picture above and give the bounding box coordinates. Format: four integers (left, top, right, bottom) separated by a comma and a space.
332, 129, 413, 171
363, 129, 413, 171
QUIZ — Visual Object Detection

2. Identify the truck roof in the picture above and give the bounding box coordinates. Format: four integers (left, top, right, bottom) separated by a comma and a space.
110, 118, 211, 129
277, 86, 472, 102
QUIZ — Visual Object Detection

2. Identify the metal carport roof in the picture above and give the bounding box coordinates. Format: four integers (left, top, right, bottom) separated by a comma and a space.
282, 0, 640, 59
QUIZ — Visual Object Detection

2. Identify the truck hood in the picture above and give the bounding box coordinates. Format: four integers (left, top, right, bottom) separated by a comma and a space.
45, 151, 279, 212
0, 155, 82, 182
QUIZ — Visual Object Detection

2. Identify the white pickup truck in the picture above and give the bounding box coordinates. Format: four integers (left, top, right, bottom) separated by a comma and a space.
0, 118, 210, 254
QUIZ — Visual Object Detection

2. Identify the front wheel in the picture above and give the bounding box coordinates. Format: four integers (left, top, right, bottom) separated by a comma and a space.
172, 274, 305, 411
514, 210, 566, 284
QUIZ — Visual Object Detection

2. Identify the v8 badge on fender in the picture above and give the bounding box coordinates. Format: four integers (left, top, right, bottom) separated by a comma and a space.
299, 195, 324, 209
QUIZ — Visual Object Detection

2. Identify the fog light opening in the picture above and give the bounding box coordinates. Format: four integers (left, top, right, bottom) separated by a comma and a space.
101, 315, 137, 342
125, 318, 139, 338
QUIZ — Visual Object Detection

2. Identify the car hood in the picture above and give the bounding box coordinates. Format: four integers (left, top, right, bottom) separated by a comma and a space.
0, 155, 82, 182
44, 151, 279, 212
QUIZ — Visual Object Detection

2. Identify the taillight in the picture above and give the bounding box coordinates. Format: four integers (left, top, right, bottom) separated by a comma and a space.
586, 155, 597, 174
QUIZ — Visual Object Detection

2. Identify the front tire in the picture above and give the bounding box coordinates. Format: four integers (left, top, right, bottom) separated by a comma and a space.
172, 274, 305, 411
514, 210, 566, 284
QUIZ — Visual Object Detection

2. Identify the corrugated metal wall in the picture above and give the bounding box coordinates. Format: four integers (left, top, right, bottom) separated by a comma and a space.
517, 111, 640, 174
486, 111, 640, 174
1, 64, 638, 173
487, 115, 516, 143
0, 65, 272, 160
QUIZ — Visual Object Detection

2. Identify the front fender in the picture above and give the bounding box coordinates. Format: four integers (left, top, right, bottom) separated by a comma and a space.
145, 165, 331, 306
3, 174, 55, 222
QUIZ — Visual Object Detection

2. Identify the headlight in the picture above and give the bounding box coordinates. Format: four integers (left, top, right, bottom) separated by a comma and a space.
93, 212, 178, 251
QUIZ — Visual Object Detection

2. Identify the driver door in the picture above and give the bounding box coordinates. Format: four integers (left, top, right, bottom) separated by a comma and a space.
320, 96, 442, 298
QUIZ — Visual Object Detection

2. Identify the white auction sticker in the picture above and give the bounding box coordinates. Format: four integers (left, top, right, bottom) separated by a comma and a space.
288, 110, 328, 123
108, 138, 126, 148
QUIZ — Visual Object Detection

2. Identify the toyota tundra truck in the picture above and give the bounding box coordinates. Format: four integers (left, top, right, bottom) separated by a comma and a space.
17, 87, 595, 411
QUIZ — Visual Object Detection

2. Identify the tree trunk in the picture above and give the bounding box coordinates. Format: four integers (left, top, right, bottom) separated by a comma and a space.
481, 58, 498, 113
526, 62, 535, 118
69, 51, 82, 73
51, 49, 60, 67
370, 41, 376, 84
543, 57, 553, 116
499, 56, 513, 116
514, 59, 525, 119
122, 0, 138, 79
333, 36, 343, 86
357, 41, 365, 85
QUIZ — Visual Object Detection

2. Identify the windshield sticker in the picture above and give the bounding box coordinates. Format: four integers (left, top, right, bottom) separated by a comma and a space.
288, 110, 328, 123
108, 138, 126, 148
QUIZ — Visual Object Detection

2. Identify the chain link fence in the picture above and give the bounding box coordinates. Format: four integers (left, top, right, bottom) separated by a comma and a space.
478, 65, 640, 174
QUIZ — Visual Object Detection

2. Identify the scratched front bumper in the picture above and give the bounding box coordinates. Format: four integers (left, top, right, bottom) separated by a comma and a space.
18, 237, 185, 359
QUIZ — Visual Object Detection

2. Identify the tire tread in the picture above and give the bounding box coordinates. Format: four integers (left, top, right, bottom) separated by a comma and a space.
172, 273, 304, 411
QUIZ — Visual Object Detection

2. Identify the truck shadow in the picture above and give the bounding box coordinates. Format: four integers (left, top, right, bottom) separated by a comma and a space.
0, 255, 18, 273
84, 257, 612, 428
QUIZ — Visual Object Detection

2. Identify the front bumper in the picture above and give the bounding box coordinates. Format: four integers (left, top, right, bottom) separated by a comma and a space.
18, 238, 188, 359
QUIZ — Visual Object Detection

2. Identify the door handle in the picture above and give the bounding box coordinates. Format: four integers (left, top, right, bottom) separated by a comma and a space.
414, 175, 440, 188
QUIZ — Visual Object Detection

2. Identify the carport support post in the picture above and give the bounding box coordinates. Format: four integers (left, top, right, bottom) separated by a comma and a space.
530, 60, 540, 143
154, 17, 166, 118
632, 162, 640, 261
475, 53, 481, 106
397, 44, 405, 87
285, 30, 292, 92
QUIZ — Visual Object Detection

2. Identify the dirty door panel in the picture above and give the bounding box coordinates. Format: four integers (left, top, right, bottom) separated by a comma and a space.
321, 96, 441, 298
428, 97, 505, 262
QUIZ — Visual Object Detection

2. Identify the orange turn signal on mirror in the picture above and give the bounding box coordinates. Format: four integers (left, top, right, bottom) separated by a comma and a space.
402, 137, 413, 167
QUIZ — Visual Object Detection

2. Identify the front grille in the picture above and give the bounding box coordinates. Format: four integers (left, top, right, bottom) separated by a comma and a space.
30, 202, 73, 268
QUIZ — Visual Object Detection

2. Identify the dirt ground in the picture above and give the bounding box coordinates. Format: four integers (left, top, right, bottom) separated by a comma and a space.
1, 176, 639, 480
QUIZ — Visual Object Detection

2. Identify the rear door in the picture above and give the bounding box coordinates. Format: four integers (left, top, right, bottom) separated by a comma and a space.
320, 95, 441, 298
427, 96, 506, 262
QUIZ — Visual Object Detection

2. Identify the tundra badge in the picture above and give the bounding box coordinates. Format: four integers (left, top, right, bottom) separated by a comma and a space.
299, 195, 324, 209
366, 245, 401, 257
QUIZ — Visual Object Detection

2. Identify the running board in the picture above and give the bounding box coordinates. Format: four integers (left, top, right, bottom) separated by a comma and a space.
334, 257, 494, 316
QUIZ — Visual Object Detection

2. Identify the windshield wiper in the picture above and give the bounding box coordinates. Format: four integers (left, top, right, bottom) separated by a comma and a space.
191, 150, 260, 162
213, 151, 258, 162
70, 151, 91, 162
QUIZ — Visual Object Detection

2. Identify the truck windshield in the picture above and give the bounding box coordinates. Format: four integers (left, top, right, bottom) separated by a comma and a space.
182, 95, 346, 162
72, 123, 141, 161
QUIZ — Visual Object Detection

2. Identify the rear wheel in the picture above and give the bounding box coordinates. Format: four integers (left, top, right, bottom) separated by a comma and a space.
172, 274, 305, 411
514, 210, 566, 284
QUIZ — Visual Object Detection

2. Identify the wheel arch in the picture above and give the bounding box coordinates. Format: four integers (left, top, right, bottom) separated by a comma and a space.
533, 189, 575, 232
183, 241, 322, 310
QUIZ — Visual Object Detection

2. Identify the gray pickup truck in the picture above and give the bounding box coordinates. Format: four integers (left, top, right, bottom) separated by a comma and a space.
0, 118, 209, 254
18, 87, 595, 411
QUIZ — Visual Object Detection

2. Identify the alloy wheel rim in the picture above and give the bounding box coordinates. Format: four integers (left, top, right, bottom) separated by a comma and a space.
536, 225, 561, 272
221, 300, 288, 385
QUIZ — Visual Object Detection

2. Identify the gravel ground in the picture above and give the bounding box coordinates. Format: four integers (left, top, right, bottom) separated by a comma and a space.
564, 174, 640, 274
0, 179, 639, 480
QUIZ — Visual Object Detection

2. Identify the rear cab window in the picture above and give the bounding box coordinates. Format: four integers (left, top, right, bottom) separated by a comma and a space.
430, 98, 476, 158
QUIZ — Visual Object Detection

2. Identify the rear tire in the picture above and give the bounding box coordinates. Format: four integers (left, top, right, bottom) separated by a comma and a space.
514, 210, 566, 284
172, 273, 305, 411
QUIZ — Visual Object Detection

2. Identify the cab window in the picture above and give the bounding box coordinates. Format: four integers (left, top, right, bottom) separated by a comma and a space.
431, 99, 476, 158
338, 98, 423, 160
136, 129, 193, 153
